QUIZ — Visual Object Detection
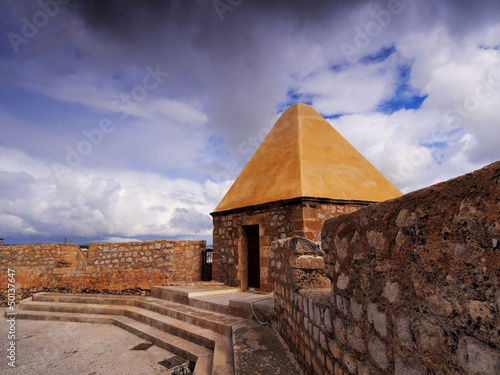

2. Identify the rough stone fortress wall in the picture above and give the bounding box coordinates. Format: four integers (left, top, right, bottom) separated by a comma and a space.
272, 161, 500, 374
0, 240, 205, 305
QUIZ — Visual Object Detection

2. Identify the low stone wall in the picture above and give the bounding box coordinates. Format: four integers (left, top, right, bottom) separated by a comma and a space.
272, 161, 500, 374
271, 237, 334, 374
0, 240, 205, 305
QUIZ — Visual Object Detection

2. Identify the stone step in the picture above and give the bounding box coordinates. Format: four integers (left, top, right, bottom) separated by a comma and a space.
11, 290, 301, 375
190, 293, 274, 322
32, 292, 137, 306
151, 285, 241, 305
18, 293, 238, 374
12, 309, 115, 324
33, 292, 243, 336
112, 315, 213, 366
232, 321, 303, 375
152, 286, 273, 323
121, 307, 235, 375
18, 300, 216, 350
12, 304, 224, 374
19, 299, 127, 315
138, 298, 243, 336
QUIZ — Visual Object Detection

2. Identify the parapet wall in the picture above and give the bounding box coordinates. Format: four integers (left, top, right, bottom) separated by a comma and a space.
0, 240, 205, 305
272, 161, 500, 374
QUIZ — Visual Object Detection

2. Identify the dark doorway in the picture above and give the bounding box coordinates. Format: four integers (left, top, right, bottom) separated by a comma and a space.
245, 225, 260, 289
201, 247, 213, 281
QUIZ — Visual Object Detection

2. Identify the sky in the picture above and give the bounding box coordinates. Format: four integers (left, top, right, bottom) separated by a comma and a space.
0, 0, 499, 245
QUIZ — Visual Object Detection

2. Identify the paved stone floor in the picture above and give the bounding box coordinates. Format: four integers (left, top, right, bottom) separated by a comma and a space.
0, 310, 184, 375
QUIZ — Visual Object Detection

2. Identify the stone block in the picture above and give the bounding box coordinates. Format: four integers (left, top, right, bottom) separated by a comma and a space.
382, 281, 400, 304
320, 332, 327, 351
324, 308, 333, 332
416, 322, 441, 355
367, 303, 387, 338
334, 317, 346, 344
316, 348, 326, 366
312, 358, 322, 374
347, 326, 367, 354
337, 273, 350, 290
425, 295, 453, 317
395, 315, 413, 345
326, 357, 334, 373
334, 362, 343, 375
395, 354, 427, 375
334, 236, 349, 260
357, 361, 371, 375
329, 339, 341, 360
350, 298, 363, 321
458, 336, 500, 374
343, 352, 357, 374
366, 230, 387, 250
368, 337, 388, 370
468, 300, 494, 321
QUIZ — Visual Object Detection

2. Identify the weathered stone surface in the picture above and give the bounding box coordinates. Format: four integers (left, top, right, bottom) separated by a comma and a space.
368, 337, 388, 370
350, 298, 363, 321
320, 161, 500, 374
395, 315, 413, 345
468, 300, 495, 321
458, 336, 500, 374
395, 354, 427, 375
0, 240, 204, 304
382, 281, 400, 304
367, 303, 387, 338
347, 326, 367, 354
270, 161, 500, 375
337, 273, 350, 290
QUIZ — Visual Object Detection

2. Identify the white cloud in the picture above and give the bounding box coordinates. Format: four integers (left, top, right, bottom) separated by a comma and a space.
297, 62, 397, 115
1, 0, 500, 244
0, 148, 224, 239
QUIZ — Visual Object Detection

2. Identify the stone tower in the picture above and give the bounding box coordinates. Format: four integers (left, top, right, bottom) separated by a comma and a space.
211, 103, 402, 291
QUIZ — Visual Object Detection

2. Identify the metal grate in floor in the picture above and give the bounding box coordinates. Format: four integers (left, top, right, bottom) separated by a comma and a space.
131, 342, 154, 351
158, 356, 186, 369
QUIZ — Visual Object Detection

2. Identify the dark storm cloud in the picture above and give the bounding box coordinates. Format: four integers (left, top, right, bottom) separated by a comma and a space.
69, 0, 353, 34
68, 0, 196, 40
60, 0, 500, 166
68, 0, 500, 37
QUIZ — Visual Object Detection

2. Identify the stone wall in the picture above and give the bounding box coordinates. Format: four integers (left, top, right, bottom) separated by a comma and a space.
272, 236, 341, 374
212, 197, 367, 292
0, 240, 205, 305
271, 161, 500, 374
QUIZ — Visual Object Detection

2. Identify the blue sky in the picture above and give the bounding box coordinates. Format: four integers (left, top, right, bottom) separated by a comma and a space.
0, 0, 499, 245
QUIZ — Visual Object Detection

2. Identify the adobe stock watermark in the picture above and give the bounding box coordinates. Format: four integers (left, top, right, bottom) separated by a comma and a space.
213, 0, 243, 22
442, 62, 500, 127
51, 65, 169, 177
340, 0, 413, 64
386, 61, 500, 183
7, 0, 71, 54
206, 124, 272, 198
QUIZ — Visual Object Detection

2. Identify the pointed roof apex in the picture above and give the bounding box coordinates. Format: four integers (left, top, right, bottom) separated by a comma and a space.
214, 103, 402, 212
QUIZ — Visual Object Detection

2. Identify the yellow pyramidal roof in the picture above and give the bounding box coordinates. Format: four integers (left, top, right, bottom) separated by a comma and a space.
214, 103, 402, 212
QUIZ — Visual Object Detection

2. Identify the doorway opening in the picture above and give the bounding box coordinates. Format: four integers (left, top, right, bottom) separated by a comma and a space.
244, 225, 260, 289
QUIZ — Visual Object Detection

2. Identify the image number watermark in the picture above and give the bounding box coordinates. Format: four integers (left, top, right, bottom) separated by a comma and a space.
6, 268, 17, 368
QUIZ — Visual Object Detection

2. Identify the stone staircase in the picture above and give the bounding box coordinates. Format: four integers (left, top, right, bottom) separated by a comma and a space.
11, 286, 302, 375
